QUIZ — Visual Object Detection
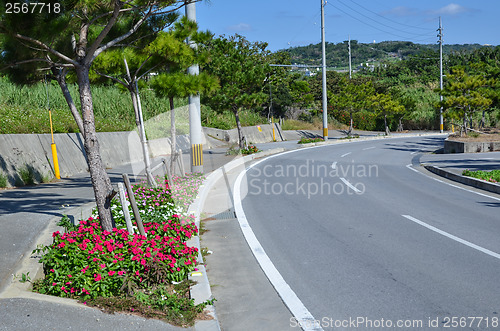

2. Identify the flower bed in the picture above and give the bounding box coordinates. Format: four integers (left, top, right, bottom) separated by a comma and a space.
462, 169, 500, 183
32, 173, 211, 326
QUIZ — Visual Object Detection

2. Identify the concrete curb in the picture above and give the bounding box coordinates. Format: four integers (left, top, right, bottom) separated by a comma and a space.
187, 147, 286, 331
0, 202, 95, 300
186, 134, 445, 329
0, 132, 447, 330
291, 132, 448, 150
423, 165, 500, 195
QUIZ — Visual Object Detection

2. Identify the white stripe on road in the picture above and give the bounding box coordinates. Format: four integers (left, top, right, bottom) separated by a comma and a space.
405, 164, 500, 202
341, 152, 352, 158
363, 146, 376, 150
402, 215, 500, 260
340, 177, 362, 194
234, 164, 323, 331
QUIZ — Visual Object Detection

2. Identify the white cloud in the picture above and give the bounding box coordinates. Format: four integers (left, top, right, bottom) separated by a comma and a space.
227, 23, 252, 32
382, 6, 419, 17
431, 3, 471, 16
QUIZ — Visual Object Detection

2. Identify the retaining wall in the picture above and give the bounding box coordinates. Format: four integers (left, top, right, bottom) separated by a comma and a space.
203, 123, 284, 145
0, 124, 281, 187
0, 132, 142, 187
444, 138, 500, 153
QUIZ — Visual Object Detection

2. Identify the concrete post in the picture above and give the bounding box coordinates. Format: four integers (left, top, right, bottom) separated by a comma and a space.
186, 1, 204, 173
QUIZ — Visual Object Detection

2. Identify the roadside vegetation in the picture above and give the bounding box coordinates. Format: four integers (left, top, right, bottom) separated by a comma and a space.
462, 169, 500, 183
2, 44, 498, 137
31, 174, 212, 326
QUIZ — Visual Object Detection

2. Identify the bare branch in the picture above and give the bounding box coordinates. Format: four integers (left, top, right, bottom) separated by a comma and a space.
2, 28, 78, 67
87, 5, 140, 27
85, 0, 124, 64
137, 62, 163, 81
134, 55, 153, 79
91, 2, 187, 62
94, 69, 128, 88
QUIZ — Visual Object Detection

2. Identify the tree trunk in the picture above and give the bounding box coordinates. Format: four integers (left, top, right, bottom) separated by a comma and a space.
76, 66, 115, 232
348, 111, 353, 136
480, 109, 486, 129
129, 88, 141, 129
52, 68, 84, 134
234, 109, 245, 149
384, 114, 390, 136
397, 117, 404, 132
131, 84, 156, 187
463, 114, 468, 136
169, 97, 176, 176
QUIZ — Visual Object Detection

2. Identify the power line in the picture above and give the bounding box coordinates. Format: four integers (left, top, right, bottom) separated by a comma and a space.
327, 2, 415, 41
336, 0, 431, 37
327, 1, 434, 42
347, 0, 433, 31
285, 9, 322, 48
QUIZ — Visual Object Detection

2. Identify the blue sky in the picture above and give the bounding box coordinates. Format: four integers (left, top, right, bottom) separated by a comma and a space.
194, 0, 499, 51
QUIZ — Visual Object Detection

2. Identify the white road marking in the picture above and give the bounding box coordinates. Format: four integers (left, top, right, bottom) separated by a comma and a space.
341, 152, 352, 158
410, 150, 420, 155
402, 215, 500, 260
405, 164, 500, 202
234, 163, 323, 331
340, 177, 362, 193
363, 146, 376, 150
331, 162, 337, 169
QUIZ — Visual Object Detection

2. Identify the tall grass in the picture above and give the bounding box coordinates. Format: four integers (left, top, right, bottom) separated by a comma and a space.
0, 77, 187, 134
201, 107, 268, 130
281, 117, 347, 131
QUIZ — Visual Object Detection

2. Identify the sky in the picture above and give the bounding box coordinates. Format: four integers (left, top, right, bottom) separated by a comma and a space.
194, 0, 500, 52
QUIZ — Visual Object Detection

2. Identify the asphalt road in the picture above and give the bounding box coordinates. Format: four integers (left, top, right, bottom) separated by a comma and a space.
238, 136, 500, 330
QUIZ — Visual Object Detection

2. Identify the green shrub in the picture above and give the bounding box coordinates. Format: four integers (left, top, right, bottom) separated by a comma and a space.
18, 165, 37, 186
0, 173, 8, 188
298, 137, 323, 144
333, 110, 377, 131
462, 169, 500, 183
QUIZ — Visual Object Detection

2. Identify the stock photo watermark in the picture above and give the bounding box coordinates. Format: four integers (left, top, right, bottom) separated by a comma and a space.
248, 159, 378, 199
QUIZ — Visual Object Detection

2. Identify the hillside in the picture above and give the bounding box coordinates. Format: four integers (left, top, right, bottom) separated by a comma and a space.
283, 41, 494, 68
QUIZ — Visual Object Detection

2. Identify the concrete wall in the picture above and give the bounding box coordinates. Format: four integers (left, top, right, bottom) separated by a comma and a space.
203, 124, 284, 145
0, 131, 142, 187
444, 138, 500, 153
0, 124, 283, 187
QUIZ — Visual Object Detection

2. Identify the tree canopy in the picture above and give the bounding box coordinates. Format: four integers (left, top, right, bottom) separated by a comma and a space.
0, 0, 194, 231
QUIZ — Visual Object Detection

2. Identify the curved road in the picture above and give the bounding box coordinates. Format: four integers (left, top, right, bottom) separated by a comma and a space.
237, 136, 500, 330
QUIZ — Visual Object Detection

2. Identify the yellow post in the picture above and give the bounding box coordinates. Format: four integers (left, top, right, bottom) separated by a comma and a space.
440, 123, 444, 132
49, 110, 60, 179
452, 124, 455, 133
272, 117, 276, 142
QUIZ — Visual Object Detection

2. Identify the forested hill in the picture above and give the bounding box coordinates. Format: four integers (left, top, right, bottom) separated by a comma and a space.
283, 41, 494, 68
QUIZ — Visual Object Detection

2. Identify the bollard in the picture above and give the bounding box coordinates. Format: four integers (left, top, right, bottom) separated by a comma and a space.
51, 143, 60, 179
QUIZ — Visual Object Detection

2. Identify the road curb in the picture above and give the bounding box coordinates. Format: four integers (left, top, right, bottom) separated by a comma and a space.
187, 147, 286, 331
0, 202, 95, 301
188, 134, 447, 330
423, 165, 500, 195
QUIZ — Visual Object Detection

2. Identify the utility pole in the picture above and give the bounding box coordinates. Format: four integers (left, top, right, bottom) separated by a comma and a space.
438, 16, 444, 133
321, 0, 328, 141
186, 1, 203, 173
348, 35, 352, 79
